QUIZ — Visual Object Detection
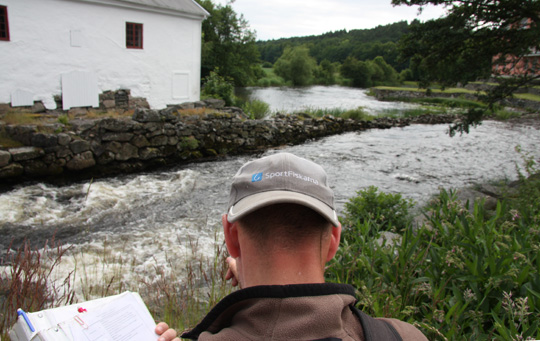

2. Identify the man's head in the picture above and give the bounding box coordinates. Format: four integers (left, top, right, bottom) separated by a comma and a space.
223, 153, 341, 287
226, 153, 339, 227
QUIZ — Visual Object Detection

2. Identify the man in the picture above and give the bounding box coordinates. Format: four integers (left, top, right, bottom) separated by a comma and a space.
156, 153, 427, 340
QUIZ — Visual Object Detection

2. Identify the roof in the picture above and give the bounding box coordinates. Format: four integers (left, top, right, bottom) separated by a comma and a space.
72, 0, 209, 20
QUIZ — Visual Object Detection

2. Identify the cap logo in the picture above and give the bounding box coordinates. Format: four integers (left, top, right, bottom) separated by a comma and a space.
252, 172, 263, 182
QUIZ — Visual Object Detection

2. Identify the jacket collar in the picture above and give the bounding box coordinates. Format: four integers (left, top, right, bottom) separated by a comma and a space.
182, 283, 357, 339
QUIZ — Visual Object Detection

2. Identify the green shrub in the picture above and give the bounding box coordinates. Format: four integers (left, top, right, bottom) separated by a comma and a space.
241, 99, 270, 119
342, 186, 414, 232
201, 69, 235, 106
328, 185, 540, 340
179, 136, 199, 150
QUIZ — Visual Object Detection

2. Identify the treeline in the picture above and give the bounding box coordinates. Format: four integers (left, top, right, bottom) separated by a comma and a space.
257, 21, 410, 72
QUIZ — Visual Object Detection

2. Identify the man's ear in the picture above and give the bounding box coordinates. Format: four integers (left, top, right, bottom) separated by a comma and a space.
223, 214, 240, 258
325, 222, 341, 263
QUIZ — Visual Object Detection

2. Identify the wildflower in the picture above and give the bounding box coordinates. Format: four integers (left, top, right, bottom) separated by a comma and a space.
463, 288, 476, 303
510, 210, 520, 221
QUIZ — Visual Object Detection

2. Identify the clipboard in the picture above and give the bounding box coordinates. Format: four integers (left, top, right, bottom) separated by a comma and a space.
8, 291, 159, 341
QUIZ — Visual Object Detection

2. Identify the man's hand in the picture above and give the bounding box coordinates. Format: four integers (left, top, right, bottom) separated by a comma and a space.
156, 322, 180, 341
225, 256, 240, 288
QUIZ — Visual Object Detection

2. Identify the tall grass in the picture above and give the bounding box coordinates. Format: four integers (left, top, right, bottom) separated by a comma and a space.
0, 237, 75, 337
300, 107, 374, 121
0, 233, 231, 339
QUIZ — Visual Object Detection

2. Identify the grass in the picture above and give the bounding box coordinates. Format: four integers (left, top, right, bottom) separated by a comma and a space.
298, 107, 375, 121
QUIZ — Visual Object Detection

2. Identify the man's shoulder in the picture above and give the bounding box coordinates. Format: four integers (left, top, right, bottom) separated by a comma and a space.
376, 318, 428, 341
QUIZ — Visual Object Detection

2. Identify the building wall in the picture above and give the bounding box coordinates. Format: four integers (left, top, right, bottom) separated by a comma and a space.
0, 0, 204, 109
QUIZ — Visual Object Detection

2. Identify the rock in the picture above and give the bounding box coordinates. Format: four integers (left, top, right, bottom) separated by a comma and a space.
100, 118, 136, 132
31, 133, 58, 148
102, 132, 134, 142
70, 140, 91, 154
66, 151, 95, 170
103, 100, 116, 109
23, 160, 48, 175
140, 147, 161, 160
132, 108, 161, 122
32, 101, 47, 113
131, 135, 149, 148
0, 163, 24, 178
57, 133, 71, 146
9, 147, 43, 162
150, 135, 168, 146
115, 143, 138, 161
0, 150, 11, 167
204, 98, 225, 109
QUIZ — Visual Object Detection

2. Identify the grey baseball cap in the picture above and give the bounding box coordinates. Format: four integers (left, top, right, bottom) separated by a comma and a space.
227, 153, 339, 226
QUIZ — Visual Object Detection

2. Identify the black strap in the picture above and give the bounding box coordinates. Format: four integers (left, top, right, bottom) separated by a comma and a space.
350, 306, 403, 341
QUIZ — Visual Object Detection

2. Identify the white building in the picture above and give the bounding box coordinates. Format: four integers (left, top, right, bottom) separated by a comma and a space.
0, 0, 209, 110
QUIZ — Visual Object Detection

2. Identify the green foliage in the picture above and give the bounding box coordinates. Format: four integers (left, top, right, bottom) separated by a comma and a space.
255, 68, 287, 87
314, 59, 338, 85
257, 21, 409, 71
341, 56, 399, 88
196, 0, 262, 86
341, 186, 414, 233
58, 115, 69, 125
393, 0, 540, 132
201, 69, 235, 106
179, 136, 199, 150
328, 181, 540, 340
240, 99, 271, 119
274, 46, 317, 86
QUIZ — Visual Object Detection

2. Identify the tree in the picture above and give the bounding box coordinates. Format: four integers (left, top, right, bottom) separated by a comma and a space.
196, 0, 262, 87
341, 56, 373, 88
392, 0, 540, 134
274, 46, 317, 86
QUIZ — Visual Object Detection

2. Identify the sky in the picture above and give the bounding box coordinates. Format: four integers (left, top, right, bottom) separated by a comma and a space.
211, 0, 448, 41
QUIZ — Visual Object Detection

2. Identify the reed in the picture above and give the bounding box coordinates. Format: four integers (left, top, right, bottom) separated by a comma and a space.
0, 237, 75, 339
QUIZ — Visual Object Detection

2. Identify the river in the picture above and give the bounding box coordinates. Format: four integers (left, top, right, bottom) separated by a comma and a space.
1, 86, 539, 299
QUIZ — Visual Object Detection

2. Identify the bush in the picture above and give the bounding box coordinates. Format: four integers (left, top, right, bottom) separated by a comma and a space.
241, 99, 271, 119
201, 69, 235, 106
327, 184, 540, 340
342, 186, 414, 232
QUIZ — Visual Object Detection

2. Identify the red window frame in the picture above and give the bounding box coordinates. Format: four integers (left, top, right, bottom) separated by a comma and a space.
0, 6, 9, 41
126, 22, 143, 49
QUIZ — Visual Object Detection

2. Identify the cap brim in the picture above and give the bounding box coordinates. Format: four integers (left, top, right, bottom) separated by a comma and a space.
227, 190, 339, 227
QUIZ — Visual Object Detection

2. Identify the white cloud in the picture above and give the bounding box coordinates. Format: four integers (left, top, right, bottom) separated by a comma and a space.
211, 0, 447, 40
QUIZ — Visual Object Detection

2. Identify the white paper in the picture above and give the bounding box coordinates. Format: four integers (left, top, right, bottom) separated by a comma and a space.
67, 293, 158, 341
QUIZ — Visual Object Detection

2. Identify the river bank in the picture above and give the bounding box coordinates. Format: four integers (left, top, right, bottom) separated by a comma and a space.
0, 99, 460, 190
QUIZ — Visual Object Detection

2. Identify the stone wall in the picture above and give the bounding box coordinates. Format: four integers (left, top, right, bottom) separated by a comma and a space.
0, 102, 458, 187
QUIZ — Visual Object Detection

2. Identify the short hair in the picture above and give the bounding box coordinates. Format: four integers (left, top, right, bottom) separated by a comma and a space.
237, 203, 332, 249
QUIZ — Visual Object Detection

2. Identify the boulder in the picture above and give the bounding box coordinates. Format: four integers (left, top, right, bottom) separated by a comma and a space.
132, 108, 161, 122
115, 143, 139, 161
0, 150, 11, 167
31, 133, 58, 148
70, 140, 91, 154
9, 147, 43, 162
66, 151, 95, 170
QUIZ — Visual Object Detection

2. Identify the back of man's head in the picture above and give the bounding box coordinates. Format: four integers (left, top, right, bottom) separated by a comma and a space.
227, 153, 338, 227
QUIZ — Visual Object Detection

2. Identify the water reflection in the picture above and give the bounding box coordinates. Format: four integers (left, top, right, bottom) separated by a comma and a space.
236, 85, 419, 115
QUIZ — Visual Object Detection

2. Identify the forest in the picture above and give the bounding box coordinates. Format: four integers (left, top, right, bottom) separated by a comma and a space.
256, 21, 410, 71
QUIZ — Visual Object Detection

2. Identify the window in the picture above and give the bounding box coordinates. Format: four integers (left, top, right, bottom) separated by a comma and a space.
126, 22, 143, 49
0, 6, 9, 41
